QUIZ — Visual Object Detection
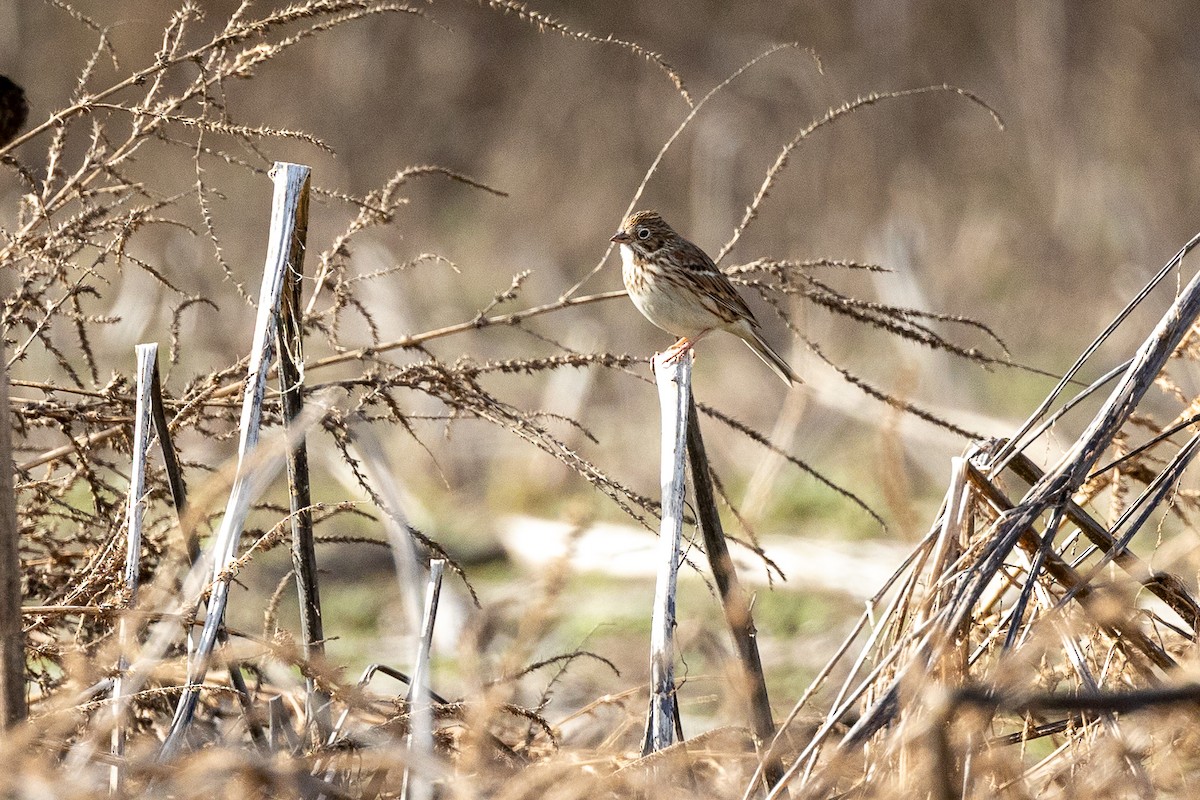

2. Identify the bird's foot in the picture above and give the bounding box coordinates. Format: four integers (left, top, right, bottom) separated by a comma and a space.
661, 337, 697, 364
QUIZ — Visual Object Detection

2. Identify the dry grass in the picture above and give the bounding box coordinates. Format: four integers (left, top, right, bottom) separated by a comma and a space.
3, 2, 1200, 799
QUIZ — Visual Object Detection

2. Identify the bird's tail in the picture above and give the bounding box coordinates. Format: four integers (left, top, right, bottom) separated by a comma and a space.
741, 331, 802, 386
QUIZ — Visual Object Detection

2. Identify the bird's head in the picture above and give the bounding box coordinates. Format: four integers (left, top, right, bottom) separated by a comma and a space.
610, 210, 676, 256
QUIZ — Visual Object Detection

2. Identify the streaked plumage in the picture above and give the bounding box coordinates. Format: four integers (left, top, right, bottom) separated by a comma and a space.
611, 210, 800, 385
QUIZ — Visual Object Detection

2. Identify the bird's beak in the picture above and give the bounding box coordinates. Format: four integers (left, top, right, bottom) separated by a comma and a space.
610, 230, 631, 244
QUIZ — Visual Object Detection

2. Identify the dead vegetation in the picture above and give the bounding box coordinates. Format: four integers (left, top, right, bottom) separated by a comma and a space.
2, 2, 1200, 799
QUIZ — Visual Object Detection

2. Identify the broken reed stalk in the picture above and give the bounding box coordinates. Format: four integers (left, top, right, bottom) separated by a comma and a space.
401, 559, 446, 800
0, 342, 22, 727
685, 397, 786, 793
994, 229, 1200, 470
642, 351, 692, 755
272, 165, 330, 742
965, 463, 1176, 670
783, 231, 1200, 797
944, 233, 1200, 629
110, 343, 158, 791
160, 162, 311, 759
1002, 450, 1200, 632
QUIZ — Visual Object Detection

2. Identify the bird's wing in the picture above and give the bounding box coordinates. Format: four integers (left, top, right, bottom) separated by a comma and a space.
678, 241, 759, 327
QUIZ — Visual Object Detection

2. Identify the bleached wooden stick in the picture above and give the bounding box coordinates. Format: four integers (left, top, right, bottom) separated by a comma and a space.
160, 162, 311, 759
110, 342, 158, 791
401, 559, 445, 800
642, 351, 692, 755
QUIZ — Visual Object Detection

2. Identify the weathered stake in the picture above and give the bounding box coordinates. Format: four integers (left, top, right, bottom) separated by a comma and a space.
110, 343, 158, 791
0, 347, 24, 728
401, 559, 445, 800
160, 162, 312, 759
685, 397, 786, 792
272, 165, 329, 742
147, 352, 193, 562
643, 351, 692, 755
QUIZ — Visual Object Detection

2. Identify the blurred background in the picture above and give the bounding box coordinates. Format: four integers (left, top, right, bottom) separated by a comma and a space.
4, 0, 1200, 732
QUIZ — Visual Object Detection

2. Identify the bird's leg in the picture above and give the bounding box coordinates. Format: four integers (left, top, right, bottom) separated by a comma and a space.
662, 330, 711, 364
662, 337, 692, 363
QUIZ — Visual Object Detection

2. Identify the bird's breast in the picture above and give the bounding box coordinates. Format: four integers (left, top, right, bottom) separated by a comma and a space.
620, 245, 716, 338
618, 244, 639, 285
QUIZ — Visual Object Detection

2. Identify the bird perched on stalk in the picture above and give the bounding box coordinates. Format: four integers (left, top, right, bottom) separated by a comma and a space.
611, 210, 800, 385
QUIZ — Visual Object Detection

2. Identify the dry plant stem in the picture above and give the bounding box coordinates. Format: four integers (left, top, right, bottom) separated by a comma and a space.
643, 351, 692, 756
1070, 431, 1200, 585
685, 397, 785, 793
0, 344, 22, 727
715, 84, 1005, 264
322, 663, 396, 751
61, 439, 299, 779
923, 456, 973, 618
479, 0, 691, 105
1002, 451, 1200, 632
401, 559, 445, 800
928, 695, 958, 800
267, 695, 298, 752
315, 663, 401, 792
1024, 559, 1155, 794
316, 663, 524, 783
955, 681, 1200, 716
160, 163, 308, 759
0, 2, 385, 288
993, 359, 1131, 475
1091, 409, 1200, 479
0, 3, 421, 159
999, 504, 1065, 651
110, 343, 157, 792
744, 522, 947, 800
18, 289, 629, 473
967, 468, 1175, 672
763, 613, 949, 800
561, 42, 806, 301
273, 164, 330, 743
995, 228, 1200, 467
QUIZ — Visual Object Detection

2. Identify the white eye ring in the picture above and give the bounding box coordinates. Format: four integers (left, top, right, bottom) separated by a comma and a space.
637, 228, 651, 240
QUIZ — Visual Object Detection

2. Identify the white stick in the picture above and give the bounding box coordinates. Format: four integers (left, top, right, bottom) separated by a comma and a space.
110, 343, 157, 791
160, 162, 311, 759
402, 559, 445, 800
643, 351, 692, 754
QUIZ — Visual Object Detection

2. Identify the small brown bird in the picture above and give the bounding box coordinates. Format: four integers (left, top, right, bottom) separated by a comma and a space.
611, 210, 800, 385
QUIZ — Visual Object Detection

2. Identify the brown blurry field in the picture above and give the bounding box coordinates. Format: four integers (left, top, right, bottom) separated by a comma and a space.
4, 1, 1200, 798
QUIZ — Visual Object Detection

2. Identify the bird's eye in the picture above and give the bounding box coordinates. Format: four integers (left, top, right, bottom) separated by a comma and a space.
637, 228, 651, 240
